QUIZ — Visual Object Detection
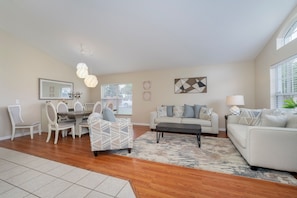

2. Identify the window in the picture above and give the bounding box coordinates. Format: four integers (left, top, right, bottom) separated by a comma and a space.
277, 17, 297, 49
101, 83, 133, 115
270, 54, 297, 108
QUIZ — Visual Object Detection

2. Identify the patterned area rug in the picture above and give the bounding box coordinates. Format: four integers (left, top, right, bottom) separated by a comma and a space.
114, 131, 297, 185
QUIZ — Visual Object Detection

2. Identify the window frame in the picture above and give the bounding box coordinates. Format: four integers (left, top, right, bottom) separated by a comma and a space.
277, 15, 297, 50
101, 83, 133, 115
270, 54, 297, 109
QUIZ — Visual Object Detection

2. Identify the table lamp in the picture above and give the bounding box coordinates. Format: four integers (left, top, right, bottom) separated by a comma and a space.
226, 95, 245, 115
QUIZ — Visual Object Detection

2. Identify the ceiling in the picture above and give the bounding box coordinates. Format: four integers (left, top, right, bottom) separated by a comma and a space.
0, 0, 297, 75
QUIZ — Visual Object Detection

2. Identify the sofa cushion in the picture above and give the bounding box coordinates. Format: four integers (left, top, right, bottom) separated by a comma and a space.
173, 105, 184, 117
157, 106, 167, 117
183, 104, 195, 118
181, 118, 211, 127
238, 108, 262, 126
102, 108, 116, 122
286, 115, 297, 128
199, 107, 213, 120
261, 114, 287, 127
194, 104, 206, 118
155, 117, 182, 124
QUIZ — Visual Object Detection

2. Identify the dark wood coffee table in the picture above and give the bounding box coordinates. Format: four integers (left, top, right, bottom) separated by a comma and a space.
156, 122, 201, 147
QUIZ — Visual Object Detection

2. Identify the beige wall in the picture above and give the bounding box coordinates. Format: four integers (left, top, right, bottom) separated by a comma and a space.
94, 61, 256, 130
0, 29, 91, 139
255, 6, 297, 108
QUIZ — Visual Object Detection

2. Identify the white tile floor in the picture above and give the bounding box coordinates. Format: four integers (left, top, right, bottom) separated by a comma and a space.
0, 147, 136, 198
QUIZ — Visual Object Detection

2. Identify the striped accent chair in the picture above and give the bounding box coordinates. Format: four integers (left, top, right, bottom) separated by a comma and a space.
87, 113, 134, 156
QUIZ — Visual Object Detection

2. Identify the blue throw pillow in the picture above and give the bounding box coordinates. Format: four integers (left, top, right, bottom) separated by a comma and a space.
102, 108, 116, 122
166, 105, 174, 117
194, 104, 206, 118
183, 104, 195, 118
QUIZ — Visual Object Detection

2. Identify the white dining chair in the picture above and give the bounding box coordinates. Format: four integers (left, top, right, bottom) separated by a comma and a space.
45, 102, 75, 144
74, 101, 84, 112
93, 101, 102, 114
7, 105, 41, 140
57, 101, 75, 122
77, 101, 102, 137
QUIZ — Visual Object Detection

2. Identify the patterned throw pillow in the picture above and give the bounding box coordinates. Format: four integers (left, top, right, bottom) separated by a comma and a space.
199, 107, 213, 120
238, 108, 262, 126
173, 105, 184, 117
157, 106, 167, 117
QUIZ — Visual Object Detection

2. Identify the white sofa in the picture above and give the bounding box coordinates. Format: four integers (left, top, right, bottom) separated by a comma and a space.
227, 108, 297, 172
150, 104, 219, 135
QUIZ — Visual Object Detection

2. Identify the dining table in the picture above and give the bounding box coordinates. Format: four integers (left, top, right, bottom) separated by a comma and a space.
57, 111, 92, 136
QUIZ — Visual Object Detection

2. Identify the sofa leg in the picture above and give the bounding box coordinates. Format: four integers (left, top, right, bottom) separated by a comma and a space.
128, 148, 132, 153
250, 166, 258, 171
93, 151, 98, 157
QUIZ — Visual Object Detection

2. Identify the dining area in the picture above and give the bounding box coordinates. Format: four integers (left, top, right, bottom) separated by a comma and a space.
44, 100, 102, 144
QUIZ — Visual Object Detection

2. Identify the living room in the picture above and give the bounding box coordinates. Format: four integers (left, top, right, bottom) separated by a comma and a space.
0, 1, 297, 197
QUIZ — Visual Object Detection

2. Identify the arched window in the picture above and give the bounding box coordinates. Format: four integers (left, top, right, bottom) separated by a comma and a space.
277, 16, 297, 49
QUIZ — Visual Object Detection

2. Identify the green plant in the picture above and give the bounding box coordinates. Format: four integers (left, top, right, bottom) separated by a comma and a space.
283, 98, 297, 108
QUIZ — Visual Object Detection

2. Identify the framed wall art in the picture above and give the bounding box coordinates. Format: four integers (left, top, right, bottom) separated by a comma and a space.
174, 77, 207, 94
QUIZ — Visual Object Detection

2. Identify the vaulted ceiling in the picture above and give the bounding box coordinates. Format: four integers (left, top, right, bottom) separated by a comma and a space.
0, 0, 297, 75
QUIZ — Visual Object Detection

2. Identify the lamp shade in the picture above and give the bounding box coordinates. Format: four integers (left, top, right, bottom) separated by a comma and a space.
226, 95, 245, 106
84, 75, 98, 88
76, 62, 88, 78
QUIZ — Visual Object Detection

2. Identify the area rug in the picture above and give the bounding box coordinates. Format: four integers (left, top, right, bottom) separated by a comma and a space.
114, 132, 297, 185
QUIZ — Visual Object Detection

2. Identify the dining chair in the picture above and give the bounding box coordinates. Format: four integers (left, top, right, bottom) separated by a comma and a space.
56, 101, 75, 122
92, 101, 102, 114
77, 101, 102, 137
7, 105, 41, 140
45, 102, 75, 144
74, 101, 84, 112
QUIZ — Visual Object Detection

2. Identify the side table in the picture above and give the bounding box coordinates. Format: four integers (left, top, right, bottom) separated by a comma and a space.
224, 115, 228, 137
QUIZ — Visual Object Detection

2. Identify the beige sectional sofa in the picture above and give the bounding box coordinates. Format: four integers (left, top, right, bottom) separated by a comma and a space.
227, 108, 297, 172
150, 104, 219, 134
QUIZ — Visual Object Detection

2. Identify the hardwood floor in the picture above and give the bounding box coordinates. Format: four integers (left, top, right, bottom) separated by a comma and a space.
0, 126, 296, 198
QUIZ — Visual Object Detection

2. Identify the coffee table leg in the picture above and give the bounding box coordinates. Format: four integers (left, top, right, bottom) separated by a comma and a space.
156, 131, 160, 143
196, 132, 201, 148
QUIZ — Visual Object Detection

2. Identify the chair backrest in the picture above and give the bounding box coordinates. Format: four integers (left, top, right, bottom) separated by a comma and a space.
74, 101, 84, 112
7, 105, 24, 125
93, 101, 102, 114
57, 102, 68, 113
46, 102, 58, 125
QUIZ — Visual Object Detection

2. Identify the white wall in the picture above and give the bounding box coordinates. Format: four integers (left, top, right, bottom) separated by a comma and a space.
0, 29, 91, 139
255, 6, 297, 108
94, 61, 255, 130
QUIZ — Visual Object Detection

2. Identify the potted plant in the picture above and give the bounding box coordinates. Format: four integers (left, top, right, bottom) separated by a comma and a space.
283, 98, 297, 108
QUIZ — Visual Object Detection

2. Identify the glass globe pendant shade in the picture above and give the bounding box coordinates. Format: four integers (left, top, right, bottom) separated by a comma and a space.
84, 75, 98, 88
76, 62, 88, 78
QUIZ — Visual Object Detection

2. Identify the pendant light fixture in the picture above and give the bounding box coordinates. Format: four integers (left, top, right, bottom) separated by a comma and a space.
84, 74, 98, 88
76, 44, 89, 78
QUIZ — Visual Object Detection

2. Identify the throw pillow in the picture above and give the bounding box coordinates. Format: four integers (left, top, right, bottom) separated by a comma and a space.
183, 104, 195, 118
173, 105, 184, 118
261, 114, 287, 127
238, 108, 262, 126
102, 108, 116, 122
166, 105, 174, 117
194, 104, 206, 118
157, 106, 167, 117
199, 107, 213, 120
286, 115, 297, 128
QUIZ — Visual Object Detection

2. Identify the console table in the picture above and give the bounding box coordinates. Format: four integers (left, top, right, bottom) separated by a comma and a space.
156, 122, 201, 147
